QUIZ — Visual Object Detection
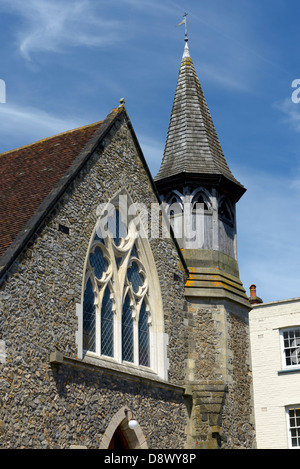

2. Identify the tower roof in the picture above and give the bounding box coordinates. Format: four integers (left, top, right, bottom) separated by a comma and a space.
155, 41, 245, 201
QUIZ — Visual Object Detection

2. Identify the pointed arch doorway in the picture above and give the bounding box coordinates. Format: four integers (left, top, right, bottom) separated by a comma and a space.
108, 426, 130, 449
100, 407, 148, 449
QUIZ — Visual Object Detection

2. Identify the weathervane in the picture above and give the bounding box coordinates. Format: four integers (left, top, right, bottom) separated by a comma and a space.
177, 13, 188, 42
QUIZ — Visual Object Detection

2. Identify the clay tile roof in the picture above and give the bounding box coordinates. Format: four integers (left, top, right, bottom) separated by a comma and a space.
0, 120, 103, 258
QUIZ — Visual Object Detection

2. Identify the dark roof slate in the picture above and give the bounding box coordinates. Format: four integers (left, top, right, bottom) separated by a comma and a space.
154, 43, 244, 192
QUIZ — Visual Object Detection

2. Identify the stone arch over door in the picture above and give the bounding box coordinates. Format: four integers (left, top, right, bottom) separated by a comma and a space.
100, 406, 148, 449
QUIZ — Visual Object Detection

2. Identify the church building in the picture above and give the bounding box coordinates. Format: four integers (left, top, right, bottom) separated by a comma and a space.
0, 31, 255, 449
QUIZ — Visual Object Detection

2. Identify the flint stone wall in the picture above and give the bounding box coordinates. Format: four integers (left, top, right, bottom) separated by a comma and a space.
0, 115, 189, 449
185, 299, 255, 449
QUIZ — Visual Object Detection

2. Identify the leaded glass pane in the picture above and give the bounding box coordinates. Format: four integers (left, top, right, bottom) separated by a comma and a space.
139, 302, 150, 367
94, 231, 105, 244
101, 287, 114, 357
127, 262, 144, 293
89, 246, 108, 279
122, 295, 133, 362
83, 279, 96, 352
130, 243, 138, 259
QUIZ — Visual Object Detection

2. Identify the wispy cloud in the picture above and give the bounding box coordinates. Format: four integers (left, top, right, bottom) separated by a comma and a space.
0, 0, 267, 95
0, 102, 82, 150
0, 0, 126, 60
274, 97, 300, 133
198, 61, 254, 93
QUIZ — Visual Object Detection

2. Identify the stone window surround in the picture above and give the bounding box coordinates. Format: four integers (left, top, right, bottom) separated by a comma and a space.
82, 226, 151, 366
76, 188, 169, 382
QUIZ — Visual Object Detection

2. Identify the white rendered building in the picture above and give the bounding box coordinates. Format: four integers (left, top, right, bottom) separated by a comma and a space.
250, 288, 300, 449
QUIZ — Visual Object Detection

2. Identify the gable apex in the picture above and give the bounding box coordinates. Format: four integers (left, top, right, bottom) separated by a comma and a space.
0, 105, 134, 283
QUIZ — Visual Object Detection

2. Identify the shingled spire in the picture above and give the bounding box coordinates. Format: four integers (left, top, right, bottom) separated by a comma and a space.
155, 40, 245, 202
155, 29, 249, 308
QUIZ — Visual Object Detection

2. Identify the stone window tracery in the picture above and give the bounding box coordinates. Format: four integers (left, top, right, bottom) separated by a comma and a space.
82, 207, 151, 369
192, 191, 211, 213
191, 190, 212, 232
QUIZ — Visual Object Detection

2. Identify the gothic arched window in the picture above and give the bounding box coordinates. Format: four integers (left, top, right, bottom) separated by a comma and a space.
122, 294, 134, 362
191, 189, 212, 249
138, 301, 150, 367
218, 196, 235, 258
101, 286, 114, 357
165, 191, 184, 246
83, 278, 96, 353
81, 205, 153, 371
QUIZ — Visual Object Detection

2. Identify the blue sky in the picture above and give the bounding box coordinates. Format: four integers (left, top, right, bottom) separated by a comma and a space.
1, 0, 300, 303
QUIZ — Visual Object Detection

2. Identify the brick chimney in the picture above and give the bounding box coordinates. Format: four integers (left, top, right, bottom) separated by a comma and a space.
249, 285, 263, 305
